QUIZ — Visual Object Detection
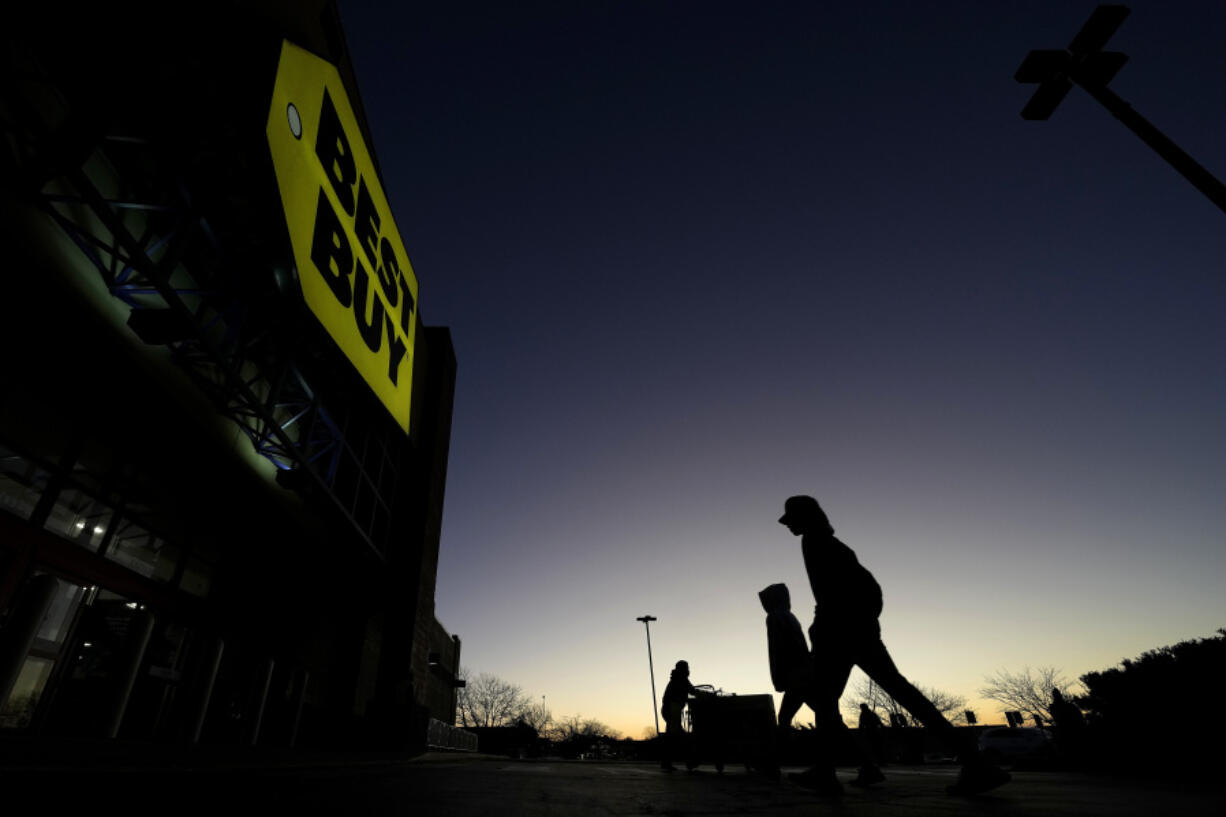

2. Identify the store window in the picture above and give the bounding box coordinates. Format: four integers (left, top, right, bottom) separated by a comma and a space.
0, 444, 52, 520
106, 517, 179, 582
42, 486, 112, 551
121, 617, 192, 740
180, 555, 214, 598
35, 579, 87, 644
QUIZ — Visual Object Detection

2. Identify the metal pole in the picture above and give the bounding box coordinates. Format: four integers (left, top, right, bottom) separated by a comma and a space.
1078, 80, 1226, 216
247, 657, 276, 746
188, 636, 224, 744
287, 668, 309, 748
636, 615, 660, 737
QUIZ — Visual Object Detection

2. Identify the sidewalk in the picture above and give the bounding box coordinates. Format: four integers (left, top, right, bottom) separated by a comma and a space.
0, 735, 481, 773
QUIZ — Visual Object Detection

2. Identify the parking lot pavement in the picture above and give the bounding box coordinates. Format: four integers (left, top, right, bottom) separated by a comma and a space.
9, 752, 1219, 816
375, 759, 1218, 817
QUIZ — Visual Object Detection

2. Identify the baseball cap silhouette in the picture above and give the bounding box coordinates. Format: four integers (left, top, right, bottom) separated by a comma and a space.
778, 495, 833, 534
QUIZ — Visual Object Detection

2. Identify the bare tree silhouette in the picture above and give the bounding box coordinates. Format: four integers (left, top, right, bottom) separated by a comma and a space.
455, 668, 532, 728
843, 676, 966, 726
979, 667, 1081, 724
550, 714, 620, 741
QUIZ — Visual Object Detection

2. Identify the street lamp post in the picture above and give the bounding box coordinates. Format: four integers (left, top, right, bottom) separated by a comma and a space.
636, 615, 661, 737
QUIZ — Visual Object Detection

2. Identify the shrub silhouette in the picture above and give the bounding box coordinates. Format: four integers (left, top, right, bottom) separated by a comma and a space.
1078, 629, 1226, 773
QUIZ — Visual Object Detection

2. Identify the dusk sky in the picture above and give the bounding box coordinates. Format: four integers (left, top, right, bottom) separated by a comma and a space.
339, 1, 1226, 737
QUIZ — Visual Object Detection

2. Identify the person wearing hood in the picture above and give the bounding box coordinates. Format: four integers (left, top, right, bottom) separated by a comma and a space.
759, 583, 813, 728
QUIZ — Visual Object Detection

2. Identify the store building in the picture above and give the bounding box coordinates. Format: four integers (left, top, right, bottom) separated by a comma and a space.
0, 0, 464, 750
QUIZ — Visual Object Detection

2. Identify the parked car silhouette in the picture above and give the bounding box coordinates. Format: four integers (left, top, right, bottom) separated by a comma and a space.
977, 726, 1053, 763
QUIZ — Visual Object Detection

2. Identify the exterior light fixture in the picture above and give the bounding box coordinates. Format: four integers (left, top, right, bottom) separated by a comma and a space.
287, 102, 303, 139
636, 615, 661, 737
1016, 4, 1226, 214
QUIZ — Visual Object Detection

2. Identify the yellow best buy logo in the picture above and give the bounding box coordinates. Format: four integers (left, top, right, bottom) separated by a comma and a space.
267, 40, 418, 433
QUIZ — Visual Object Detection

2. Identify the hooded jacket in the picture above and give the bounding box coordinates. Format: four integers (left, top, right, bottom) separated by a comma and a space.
759, 583, 810, 692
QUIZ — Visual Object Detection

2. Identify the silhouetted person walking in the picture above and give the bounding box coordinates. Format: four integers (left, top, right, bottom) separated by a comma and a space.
778, 495, 1010, 796
858, 702, 884, 730
1049, 688, 1084, 729
858, 702, 887, 764
1049, 688, 1087, 764
660, 660, 695, 771
759, 583, 814, 729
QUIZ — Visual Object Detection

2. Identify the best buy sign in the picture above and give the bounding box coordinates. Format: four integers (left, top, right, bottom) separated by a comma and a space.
267, 40, 418, 433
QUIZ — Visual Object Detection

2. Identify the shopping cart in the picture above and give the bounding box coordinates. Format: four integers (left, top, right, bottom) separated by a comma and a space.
685, 685, 780, 778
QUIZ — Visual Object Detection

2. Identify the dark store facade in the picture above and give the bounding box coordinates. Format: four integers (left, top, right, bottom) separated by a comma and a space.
0, 1, 465, 751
